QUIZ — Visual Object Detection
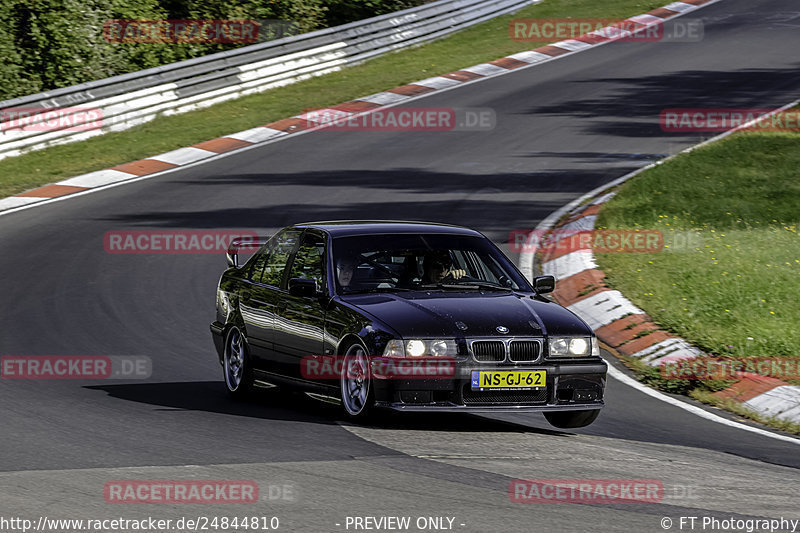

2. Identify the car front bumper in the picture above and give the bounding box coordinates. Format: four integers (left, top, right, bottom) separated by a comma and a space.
371, 359, 607, 412
210, 321, 225, 363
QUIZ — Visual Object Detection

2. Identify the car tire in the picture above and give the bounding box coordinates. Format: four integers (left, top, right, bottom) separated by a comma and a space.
340, 341, 374, 419
223, 326, 255, 400
544, 409, 600, 429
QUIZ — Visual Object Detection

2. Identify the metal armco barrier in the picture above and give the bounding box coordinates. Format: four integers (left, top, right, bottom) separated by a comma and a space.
0, 0, 538, 161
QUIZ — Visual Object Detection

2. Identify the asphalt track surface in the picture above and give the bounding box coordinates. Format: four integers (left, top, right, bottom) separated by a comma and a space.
1, 1, 799, 531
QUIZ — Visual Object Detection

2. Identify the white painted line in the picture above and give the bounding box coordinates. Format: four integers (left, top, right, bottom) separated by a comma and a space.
358, 92, 411, 105
631, 338, 703, 366
148, 146, 216, 166
744, 386, 800, 424
567, 290, 644, 330
591, 191, 617, 205
539, 215, 597, 253
551, 39, 593, 52
627, 14, 665, 26
57, 169, 136, 188
461, 63, 507, 77
0, 197, 44, 211
663, 1, 698, 13
587, 27, 620, 41
560, 214, 597, 232
506, 51, 551, 63
298, 108, 353, 123
776, 403, 800, 424
226, 127, 286, 143
412, 76, 462, 89
300, 107, 355, 122
606, 364, 800, 445
541, 251, 598, 279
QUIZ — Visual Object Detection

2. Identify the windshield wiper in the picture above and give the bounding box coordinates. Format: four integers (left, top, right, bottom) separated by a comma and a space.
419, 281, 513, 291
343, 287, 412, 294
453, 281, 513, 291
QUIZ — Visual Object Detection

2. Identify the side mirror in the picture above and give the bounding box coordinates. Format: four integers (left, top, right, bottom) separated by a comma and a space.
533, 275, 555, 294
288, 277, 319, 297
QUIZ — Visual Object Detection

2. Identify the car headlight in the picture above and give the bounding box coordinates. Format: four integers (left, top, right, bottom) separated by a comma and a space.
382, 339, 458, 357
406, 340, 426, 357
548, 337, 597, 357
430, 340, 451, 356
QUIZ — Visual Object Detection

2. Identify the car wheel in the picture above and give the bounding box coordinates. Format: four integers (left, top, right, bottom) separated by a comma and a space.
544, 409, 600, 429
340, 342, 374, 419
224, 326, 254, 399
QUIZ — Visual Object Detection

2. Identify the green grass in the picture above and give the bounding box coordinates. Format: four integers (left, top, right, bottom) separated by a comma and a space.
0, 0, 663, 199
596, 130, 800, 358
594, 125, 800, 435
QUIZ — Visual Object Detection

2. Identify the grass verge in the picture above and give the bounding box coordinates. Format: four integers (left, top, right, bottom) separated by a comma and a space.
0, 0, 663, 198
596, 130, 800, 357
595, 125, 800, 433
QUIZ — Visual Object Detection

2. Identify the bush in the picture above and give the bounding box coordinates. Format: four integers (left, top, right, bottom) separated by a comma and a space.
322, 0, 427, 27
0, 0, 427, 102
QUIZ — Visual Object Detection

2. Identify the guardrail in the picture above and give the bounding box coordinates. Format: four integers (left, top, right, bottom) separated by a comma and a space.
0, 0, 537, 161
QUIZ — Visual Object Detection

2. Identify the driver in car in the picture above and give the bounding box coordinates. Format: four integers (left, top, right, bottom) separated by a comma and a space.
336, 255, 360, 288
422, 251, 466, 284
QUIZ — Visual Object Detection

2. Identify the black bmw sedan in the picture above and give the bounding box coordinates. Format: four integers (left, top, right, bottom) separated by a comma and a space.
210, 221, 607, 428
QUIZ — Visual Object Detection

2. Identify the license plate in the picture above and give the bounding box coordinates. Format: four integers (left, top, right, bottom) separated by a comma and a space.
471, 370, 546, 390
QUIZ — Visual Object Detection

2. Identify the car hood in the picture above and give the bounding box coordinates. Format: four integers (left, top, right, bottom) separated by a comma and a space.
341, 291, 591, 338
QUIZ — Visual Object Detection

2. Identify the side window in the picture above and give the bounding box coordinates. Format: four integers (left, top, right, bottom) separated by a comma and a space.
243, 238, 276, 283
261, 229, 301, 287
246, 250, 271, 283
287, 232, 326, 288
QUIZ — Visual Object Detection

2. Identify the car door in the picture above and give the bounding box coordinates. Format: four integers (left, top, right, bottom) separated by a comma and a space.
240, 228, 301, 374
273, 230, 328, 381
238, 244, 274, 368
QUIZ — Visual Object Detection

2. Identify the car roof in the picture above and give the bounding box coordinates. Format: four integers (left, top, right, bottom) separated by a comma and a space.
292, 220, 485, 238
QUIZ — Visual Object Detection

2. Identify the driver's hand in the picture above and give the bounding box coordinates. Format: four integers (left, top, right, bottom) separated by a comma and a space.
450, 269, 466, 279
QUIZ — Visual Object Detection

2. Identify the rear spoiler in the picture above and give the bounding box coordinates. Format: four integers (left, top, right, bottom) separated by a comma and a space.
226, 236, 270, 268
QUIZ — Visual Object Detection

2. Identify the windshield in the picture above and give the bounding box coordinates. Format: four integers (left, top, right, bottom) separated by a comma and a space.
331, 233, 531, 294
